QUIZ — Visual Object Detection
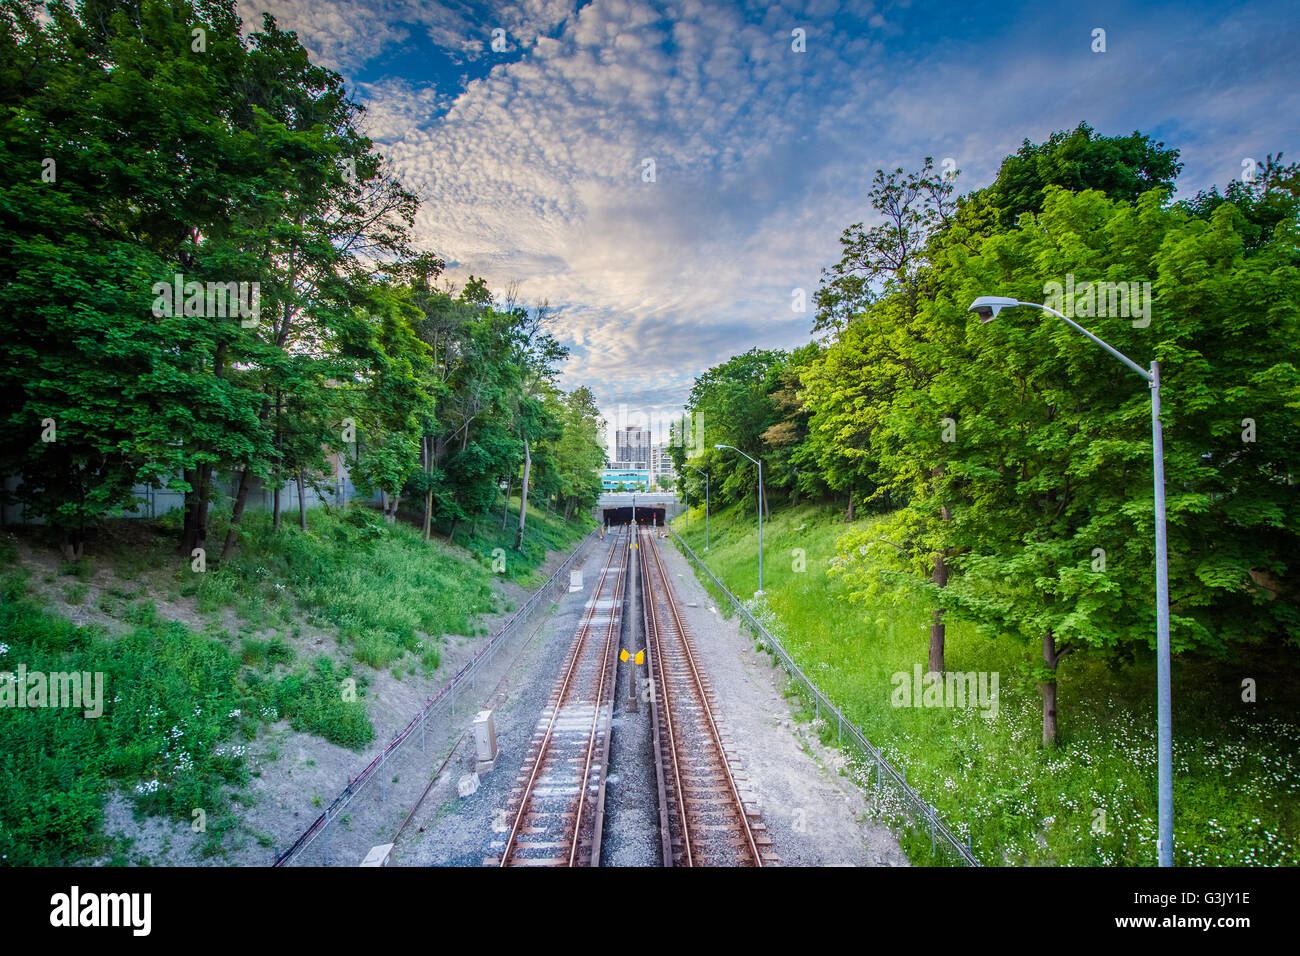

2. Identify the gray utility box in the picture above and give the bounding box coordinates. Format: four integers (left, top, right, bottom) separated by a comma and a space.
474, 709, 497, 772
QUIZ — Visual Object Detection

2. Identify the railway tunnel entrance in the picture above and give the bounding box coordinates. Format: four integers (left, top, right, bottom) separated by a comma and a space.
602, 505, 666, 527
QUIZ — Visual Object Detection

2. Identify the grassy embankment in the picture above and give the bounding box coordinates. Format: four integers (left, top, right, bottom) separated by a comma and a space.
672, 501, 1299, 866
0, 499, 592, 864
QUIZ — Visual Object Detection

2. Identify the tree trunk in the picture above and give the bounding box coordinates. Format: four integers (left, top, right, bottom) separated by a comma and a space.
928, 499, 953, 673
379, 490, 399, 524
928, 552, 948, 673
1039, 630, 1074, 747
501, 477, 512, 530
448, 518, 458, 545
180, 467, 198, 551
60, 532, 84, 562
272, 390, 283, 530
181, 342, 224, 556
514, 438, 531, 551
221, 468, 254, 559
296, 470, 307, 531
845, 490, 855, 523
221, 394, 273, 559
180, 465, 211, 557
422, 436, 433, 542
196, 464, 211, 551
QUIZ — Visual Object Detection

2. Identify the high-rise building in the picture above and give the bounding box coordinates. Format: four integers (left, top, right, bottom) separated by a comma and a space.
614, 425, 651, 470
651, 441, 676, 484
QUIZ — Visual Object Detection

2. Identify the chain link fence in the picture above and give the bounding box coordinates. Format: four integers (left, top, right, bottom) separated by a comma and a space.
669, 527, 980, 867
274, 529, 597, 866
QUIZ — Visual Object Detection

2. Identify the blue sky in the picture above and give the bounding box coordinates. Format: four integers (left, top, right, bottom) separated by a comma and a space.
238, 0, 1298, 451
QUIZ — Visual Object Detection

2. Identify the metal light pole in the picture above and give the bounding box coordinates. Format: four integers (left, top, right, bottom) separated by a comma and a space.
685, 464, 709, 551
715, 444, 763, 594
970, 296, 1173, 866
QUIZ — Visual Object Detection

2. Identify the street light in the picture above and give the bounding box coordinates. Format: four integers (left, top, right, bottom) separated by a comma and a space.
685, 464, 709, 551
969, 295, 1173, 867
715, 444, 764, 594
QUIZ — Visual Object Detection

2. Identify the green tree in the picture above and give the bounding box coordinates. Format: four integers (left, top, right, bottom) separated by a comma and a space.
684, 348, 787, 517
345, 284, 429, 522
957, 121, 1182, 233
836, 185, 1300, 745
813, 157, 956, 334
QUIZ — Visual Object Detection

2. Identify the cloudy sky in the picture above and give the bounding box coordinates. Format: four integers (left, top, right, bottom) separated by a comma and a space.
237, 0, 1296, 453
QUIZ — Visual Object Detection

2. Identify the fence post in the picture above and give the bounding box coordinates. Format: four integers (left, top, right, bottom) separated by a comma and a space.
421, 709, 426, 753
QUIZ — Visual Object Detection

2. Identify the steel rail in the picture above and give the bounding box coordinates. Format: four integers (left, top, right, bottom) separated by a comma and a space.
642, 528, 692, 864
645, 529, 764, 866
568, 535, 624, 866
499, 527, 623, 866
642, 531, 676, 866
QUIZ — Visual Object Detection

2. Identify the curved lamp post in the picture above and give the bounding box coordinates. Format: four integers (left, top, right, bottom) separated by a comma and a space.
969, 295, 1173, 867
715, 444, 763, 594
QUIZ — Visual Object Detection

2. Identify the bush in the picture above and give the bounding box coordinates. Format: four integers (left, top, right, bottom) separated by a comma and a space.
271, 656, 374, 751
0, 587, 250, 864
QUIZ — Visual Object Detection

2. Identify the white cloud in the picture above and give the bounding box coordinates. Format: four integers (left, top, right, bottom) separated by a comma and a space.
237, 0, 1298, 434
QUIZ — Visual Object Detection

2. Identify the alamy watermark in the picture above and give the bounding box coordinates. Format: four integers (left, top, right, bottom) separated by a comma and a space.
50, 886, 150, 936
1, 664, 105, 718
151, 273, 260, 327
891, 663, 999, 718
1043, 273, 1151, 328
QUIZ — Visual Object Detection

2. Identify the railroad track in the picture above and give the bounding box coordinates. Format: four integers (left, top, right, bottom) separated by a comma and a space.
640, 528, 775, 866
492, 527, 627, 866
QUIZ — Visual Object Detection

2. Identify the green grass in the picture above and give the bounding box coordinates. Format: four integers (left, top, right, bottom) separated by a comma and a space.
62, 581, 88, 605
205, 502, 589, 658
673, 501, 1300, 866
169, 507, 502, 670
0, 568, 378, 865
419, 495, 595, 589
0, 496, 593, 864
